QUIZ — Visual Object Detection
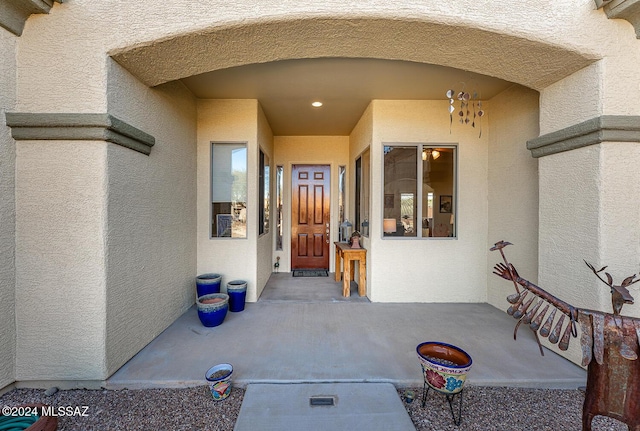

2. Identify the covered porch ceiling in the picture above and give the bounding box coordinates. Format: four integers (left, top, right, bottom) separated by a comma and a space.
180, 57, 513, 136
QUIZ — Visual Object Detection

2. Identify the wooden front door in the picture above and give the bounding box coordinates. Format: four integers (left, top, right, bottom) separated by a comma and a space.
291, 165, 331, 269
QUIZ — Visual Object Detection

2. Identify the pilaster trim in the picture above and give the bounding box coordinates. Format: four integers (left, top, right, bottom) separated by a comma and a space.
5, 113, 155, 155
594, 0, 640, 39
527, 115, 640, 158
0, 0, 63, 36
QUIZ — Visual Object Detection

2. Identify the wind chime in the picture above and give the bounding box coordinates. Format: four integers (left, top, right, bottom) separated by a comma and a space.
446, 87, 484, 138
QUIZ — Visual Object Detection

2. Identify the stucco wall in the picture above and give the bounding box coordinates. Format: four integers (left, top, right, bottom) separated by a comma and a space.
368, 100, 489, 303
16, 1, 628, 116
348, 104, 374, 287
256, 104, 274, 298
16, 2, 108, 112
538, 143, 640, 365
350, 104, 373, 176
272, 136, 350, 274
539, 62, 604, 135
533, 21, 640, 365
197, 100, 261, 302
0, 27, 17, 390
107, 1, 607, 93
104, 61, 197, 376
538, 146, 602, 365
486, 85, 540, 310
538, 95, 640, 309
15, 142, 108, 382
600, 142, 640, 286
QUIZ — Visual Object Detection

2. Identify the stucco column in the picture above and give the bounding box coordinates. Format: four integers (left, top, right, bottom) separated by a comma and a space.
7, 111, 158, 384
0, 27, 17, 391
531, 68, 640, 363
14, 140, 109, 384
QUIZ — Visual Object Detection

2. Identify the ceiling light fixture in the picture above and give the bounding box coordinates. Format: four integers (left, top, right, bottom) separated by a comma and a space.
422, 148, 441, 161
311, 101, 323, 107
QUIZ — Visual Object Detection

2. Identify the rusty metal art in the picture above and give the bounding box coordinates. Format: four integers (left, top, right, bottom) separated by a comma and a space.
491, 241, 640, 431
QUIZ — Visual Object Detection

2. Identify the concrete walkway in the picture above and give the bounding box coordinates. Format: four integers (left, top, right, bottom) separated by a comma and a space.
234, 383, 416, 431
107, 274, 586, 390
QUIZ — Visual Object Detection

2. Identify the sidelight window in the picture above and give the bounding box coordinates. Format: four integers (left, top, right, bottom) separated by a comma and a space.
259, 149, 270, 236
211, 142, 247, 238
275, 165, 283, 250
355, 149, 370, 237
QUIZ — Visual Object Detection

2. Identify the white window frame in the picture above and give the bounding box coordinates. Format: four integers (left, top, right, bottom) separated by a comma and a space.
210, 141, 248, 239
381, 143, 457, 239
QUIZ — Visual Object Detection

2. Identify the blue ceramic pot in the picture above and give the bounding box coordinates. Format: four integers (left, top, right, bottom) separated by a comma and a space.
227, 280, 247, 312
197, 293, 229, 327
196, 273, 222, 297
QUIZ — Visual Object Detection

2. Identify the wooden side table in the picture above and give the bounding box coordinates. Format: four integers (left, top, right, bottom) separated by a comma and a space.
334, 241, 367, 297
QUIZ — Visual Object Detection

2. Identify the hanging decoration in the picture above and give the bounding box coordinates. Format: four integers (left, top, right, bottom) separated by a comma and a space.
446, 86, 484, 138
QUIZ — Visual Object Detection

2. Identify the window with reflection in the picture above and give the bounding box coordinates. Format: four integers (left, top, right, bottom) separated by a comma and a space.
275, 165, 283, 250
355, 149, 370, 237
338, 165, 346, 232
383, 146, 417, 237
259, 149, 270, 235
383, 145, 456, 238
211, 142, 247, 238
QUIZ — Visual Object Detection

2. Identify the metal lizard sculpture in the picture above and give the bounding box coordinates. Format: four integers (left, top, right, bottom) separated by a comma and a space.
491, 241, 640, 431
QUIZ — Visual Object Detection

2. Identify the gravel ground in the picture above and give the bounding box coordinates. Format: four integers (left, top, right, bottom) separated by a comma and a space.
0, 385, 629, 430
398, 386, 627, 431
1, 386, 243, 431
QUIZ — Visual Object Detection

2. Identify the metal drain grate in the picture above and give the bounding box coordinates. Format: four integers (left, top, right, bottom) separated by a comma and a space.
309, 396, 336, 406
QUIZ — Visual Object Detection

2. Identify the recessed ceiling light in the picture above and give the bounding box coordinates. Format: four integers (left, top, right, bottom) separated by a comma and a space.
311, 101, 323, 107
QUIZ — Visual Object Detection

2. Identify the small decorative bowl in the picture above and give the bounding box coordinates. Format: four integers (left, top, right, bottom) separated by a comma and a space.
205, 363, 233, 401
404, 390, 415, 403
417, 341, 472, 395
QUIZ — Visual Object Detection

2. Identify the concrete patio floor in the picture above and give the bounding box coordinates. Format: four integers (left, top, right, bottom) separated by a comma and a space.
107, 273, 587, 390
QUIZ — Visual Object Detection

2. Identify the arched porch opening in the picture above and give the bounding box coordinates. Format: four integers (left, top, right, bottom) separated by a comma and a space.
110, 15, 598, 91
106, 14, 601, 305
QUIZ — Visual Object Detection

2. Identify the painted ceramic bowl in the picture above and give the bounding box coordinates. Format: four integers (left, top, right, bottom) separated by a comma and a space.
205, 363, 233, 401
417, 341, 473, 394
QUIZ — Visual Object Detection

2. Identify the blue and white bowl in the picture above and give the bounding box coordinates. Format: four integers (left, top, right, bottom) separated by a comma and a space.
205, 363, 233, 401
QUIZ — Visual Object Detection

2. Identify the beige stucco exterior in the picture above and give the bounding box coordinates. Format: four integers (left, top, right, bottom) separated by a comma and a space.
487, 86, 540, 307
367, 100, 490, 302
15, 142, 108, 382
0, 28, 17, 391
2, 0, 640, 387
104, 61, 198, 378
197, 100, 275, 303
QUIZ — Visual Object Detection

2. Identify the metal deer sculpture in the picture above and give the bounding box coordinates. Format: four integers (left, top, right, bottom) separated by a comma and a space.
491, 241, 640, 431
